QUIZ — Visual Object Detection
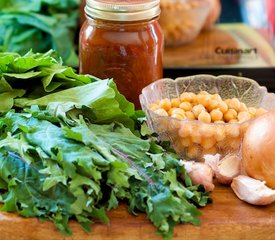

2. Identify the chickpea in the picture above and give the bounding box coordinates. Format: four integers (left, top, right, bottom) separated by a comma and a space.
149, 103, 160, 111
179, 101, 193, 111
211, 93, 223, 102
192, 104, 206, 118
199, 91, 209, 95
172, 139, 182, 153
215, 126, 226, 142
201, 137, 216, 150
214, 120, 225, 124
190, 93, 198, 104
224, 99, 231, 106
155, 118, 169, 132
178, 122, 194, 138
155, 126, 165, 136
239, 102, 248, 112
229, 119, 238, 123
159, 98, 171, 111
217, 101, 229, 114
199, 124, 214, 138
180, 22, 193, 34
175, 2, 184, 10
170, 118, 182, 130
202, 146, 217, 156
228, 98, 241, 112
180, 137, 192, 147
171, 98, 181, 108
206, 100, 219, 112
198, 111, 211, 123
210, 108, 223, 122
225, 124, 240, 138
181, 2, 190, 11
180, 92, 193, 102
168, 107, 176, 116
189, 1, 199, 8
248, 107, 257, 117
148, 92, 269, 161
197, 94, 211, 108
168, 107, 185, 116
185, 111, 196, 120
186, 144, 201, 159
171, 113, 186, 120
154, 108, 168, 116
190, 132, 202, 144
154, 99, 160, 105
237, 111, 251, 123
224, 109, 238, 122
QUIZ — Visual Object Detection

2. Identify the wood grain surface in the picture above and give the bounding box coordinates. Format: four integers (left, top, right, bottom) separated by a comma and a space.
163, 28, 241, 67
1, 183, 274, 240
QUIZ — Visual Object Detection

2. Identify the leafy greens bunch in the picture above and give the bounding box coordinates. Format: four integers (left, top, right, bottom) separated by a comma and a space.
0, 50, 210, 239
0, 0, 80, 67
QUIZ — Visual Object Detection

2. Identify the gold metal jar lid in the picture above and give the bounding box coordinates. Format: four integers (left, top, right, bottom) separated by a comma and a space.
85, 0, 160, 22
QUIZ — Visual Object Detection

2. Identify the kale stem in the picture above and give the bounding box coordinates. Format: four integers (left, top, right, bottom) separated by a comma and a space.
111, 148, 157, 191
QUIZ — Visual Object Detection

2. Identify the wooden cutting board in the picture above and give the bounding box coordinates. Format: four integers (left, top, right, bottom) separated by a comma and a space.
1, 183, 275, 240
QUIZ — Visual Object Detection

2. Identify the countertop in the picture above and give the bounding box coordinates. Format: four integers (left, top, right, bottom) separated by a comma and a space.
1, 183, 274, 240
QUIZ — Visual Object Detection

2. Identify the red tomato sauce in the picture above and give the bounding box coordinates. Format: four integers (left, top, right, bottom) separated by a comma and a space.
79, 18, 164, 109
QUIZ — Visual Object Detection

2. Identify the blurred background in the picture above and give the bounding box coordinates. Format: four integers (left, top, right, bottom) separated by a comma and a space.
221, 0, 274, 43
0, 0, 274, 88
159, 0, 275, 90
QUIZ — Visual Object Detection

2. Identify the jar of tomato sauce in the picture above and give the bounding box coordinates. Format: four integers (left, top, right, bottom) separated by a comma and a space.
79, 0, 86, 26
79, 0, 164, 109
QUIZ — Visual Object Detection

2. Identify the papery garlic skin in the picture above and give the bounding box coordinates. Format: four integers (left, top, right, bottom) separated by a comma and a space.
180, 160, 215, 192
231, 175, 275, 205
215, 154, 241, 185
204, 153, 241, 185
204, 153, 220, 173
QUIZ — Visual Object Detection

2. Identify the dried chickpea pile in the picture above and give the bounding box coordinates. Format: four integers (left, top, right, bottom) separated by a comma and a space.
148, 91, 267, 160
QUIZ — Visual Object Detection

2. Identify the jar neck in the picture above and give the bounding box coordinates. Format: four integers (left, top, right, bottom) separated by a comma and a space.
85, 15, 159, 29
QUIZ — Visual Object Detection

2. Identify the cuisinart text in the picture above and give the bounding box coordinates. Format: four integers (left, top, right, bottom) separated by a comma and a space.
215, 47, 257, 55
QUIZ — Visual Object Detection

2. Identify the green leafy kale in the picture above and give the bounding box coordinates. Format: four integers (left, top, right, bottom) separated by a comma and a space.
0, 110, 209, 239
0, 0, 80, 66
0, 150, 75, 234
0, 51, 210, 239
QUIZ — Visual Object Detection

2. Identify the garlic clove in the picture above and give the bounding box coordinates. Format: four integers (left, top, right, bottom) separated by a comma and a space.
215, 154, 241, 185
231, 175, 275, 205
180, 160, 215, 192
204, 153, 220, 173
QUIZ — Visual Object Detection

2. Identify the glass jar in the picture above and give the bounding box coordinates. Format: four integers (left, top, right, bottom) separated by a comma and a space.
79, 0, 164, 109
159, 0, 212, 47
79, 0, 86, 26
